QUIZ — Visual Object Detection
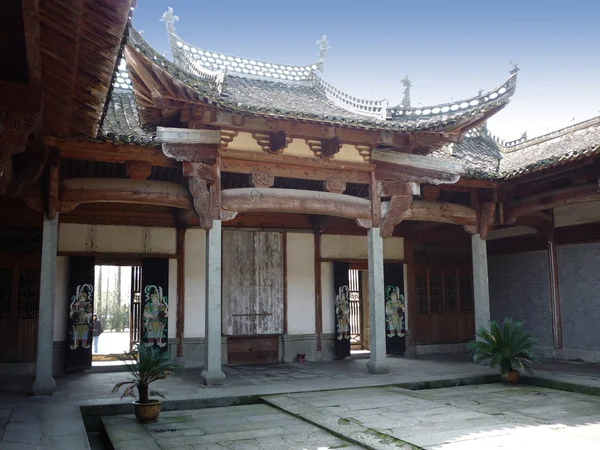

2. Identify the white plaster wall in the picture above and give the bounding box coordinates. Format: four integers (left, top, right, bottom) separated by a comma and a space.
321, 235, 404, 260
321, 262, 335, 334
554, 201, 600, 228
286, 233, 316, 334
58, 224, 176, 254
184, 228, 206, 338
53, 256, 69, 341
168, 259, 177, 339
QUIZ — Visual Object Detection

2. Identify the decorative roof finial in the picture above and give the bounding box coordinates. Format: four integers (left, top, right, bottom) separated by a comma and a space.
509, 60, 520, 75
401, 76, 412, 108
316, 35, 331, 72
161, 7, 179, 35
478, 88, 484, 96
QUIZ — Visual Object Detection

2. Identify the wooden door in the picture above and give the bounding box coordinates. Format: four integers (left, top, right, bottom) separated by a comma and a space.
222, 231, 284, 336
384, 263, 405, 355
222, 231, 283, 364
129, 266, 142, 351
66, 256, 95, 371
141, 258, 169, 353
0, 256, 40, 362
333, 262, 351, 359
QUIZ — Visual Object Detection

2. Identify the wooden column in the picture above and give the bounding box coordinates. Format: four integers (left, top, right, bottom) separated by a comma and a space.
314, 231, 323, 352
547, 213, 563, 349
176, 227, 186, 358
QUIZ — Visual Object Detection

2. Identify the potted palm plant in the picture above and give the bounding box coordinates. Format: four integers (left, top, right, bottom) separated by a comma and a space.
112, 344, 180, 423
467, 318, 538, 384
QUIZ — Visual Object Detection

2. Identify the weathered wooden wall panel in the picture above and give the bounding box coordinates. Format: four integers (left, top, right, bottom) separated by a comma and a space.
222, 231, 284, 336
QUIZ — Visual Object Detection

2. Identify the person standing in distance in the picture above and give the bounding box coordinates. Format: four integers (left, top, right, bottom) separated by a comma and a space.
92, 314, 103, 354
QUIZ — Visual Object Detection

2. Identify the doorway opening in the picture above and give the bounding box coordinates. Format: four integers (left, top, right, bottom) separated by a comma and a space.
349, 269, 370, 356
91, 265, 141, 363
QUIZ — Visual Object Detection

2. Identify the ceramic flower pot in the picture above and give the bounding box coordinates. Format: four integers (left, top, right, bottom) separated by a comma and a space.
502, 370, 520, 384
133, 400, 161, 423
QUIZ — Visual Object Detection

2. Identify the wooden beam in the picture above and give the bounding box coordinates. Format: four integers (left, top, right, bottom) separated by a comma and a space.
377, 180, 419, 197
0, 81, 42, 112
176, 227, 186, 358
220, 148, 372, 184
504, 183, 600, 219
372, 148, 465, 175
60, 178, 192, 209
156, 126, 221, 144
220, 187, 476, 227
47, 137, 180, 168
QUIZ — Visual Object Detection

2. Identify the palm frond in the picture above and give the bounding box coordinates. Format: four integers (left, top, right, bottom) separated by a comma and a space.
468, 318, 538, 375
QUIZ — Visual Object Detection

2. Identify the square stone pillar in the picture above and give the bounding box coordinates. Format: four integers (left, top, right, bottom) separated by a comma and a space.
201, 220, 226, 386
32, 214, 59, 396
471, 234, 491, 333
367, 228, 389, 374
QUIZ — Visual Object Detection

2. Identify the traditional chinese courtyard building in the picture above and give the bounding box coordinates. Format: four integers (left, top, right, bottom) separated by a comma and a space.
2, 4, 600, 394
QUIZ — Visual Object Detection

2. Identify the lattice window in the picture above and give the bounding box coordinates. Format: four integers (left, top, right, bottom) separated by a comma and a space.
445, 270, 458, 312
459, 273, 474, 312
0, 228, 43, 254
0, 269, 11, 319
415, 272, 428, 313
17, 270, 39, 319
429, 270, 443, 313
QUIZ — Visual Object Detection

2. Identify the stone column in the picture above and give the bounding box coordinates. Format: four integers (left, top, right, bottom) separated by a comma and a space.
471, 234, 491, 333
367, 227, 389, 374
32, 214, 59, 396
201, 220, 226, 386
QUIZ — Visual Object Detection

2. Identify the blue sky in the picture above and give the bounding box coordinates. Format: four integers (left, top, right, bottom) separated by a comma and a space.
133, 1, 600, 139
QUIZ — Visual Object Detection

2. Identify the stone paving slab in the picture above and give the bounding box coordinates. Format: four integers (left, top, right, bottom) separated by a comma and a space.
263, 384, 600, 450
102, 404, 362, 450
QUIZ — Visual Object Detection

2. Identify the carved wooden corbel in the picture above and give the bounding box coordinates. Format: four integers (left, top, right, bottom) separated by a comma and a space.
251, 131, 292, 154
463, 224, 478, 235
422, 185, 441, 202
380, 195, 413, 238
250, 169, 275, 188
162, 142, 218, 163
321, 136, 340, 158
323, 177, 346, 194
0, 110, 39, 177
188, 177, 212, 230
219, 129, 238, 148
58, 201, 79, 214
125, 161, 153, 180
478, 202, 496, 239
355, 145, 371, 162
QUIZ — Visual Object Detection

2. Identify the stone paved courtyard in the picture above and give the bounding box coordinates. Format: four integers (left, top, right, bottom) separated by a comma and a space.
264, 384, 600, 449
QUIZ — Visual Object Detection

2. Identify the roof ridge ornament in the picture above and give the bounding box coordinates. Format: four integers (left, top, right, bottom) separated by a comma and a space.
316, 35, 331, 72
401, 76, 411, 108
161, 7, 179, 35
509, 60, 519, 75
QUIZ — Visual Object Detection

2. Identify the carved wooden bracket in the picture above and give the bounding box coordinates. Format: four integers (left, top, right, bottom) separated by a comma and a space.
219, 130, 238, 148
323, 177, 346, 194
220, 210, 238, 221
380, 195, 412, 238
126, 161, 152, 180
355, 145, 371, 162
24, 197, 43, 212
377, 180, 419, 197
478, 202, 496, 239
463, 224, 477, 235
355, 218, 372, 229
422, 185, 441, 202
250, 170, 275, 188
188, 177, 212, 230
252, 132, 292, 154
0, 110, 39, 176
182, 161, 215, 183
59, 201, 79, 214
305, 137, 340, 159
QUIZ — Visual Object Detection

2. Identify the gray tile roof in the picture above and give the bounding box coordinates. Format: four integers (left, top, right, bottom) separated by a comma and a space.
99, 89, 156, 145
431, 117, 600, 179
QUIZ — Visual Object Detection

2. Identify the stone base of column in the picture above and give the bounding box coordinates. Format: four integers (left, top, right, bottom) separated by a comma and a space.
367, 360, 389, 375
32, 376, 56, 396
201, 369, 226, 386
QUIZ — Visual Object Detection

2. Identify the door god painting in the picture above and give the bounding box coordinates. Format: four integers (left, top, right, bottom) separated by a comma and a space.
335, 285, 351, 341
385, 285, 405, 338
143, 285, 168, 348
69, 284, 93, 349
